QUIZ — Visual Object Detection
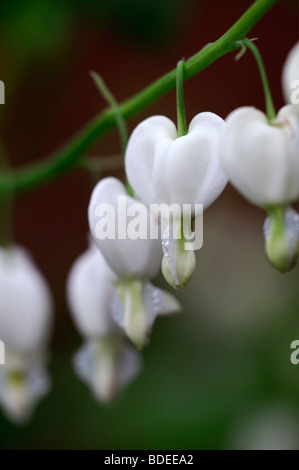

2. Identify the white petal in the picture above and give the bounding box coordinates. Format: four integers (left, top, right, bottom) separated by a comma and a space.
125, 116, 177, 206
159, 290, 182, 315
167, 112, 228, 209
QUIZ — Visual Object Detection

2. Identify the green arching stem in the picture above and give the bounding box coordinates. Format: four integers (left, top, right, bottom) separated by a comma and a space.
176, 60, 188, 137
0, 0, 279, 197
239, 38, 276, 121
91, 72, 134, 197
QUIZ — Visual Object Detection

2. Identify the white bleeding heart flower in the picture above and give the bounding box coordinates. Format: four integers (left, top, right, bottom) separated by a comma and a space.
282, 42, 299, 104
88, 177, 162, 280
220, 104, 299, 272
125, 113, 228, 288
0, 245, 53, 423
220, 105, 299, 207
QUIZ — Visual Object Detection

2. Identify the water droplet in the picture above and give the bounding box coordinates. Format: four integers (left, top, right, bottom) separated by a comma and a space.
162, 224, 180, 287
162, 228, 170, 257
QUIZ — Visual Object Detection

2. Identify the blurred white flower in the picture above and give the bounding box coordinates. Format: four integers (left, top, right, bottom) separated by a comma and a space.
0, 246, 53, 423
67, 244, 142, 402
282, 42, 299, 104
125, 113, 227, 288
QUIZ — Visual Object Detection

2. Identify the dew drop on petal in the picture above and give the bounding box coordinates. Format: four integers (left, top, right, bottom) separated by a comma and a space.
162, 224, 180, 287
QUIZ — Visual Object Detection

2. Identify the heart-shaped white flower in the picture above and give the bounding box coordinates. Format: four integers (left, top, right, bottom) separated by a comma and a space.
220, 104, 299, 207
125, 112, 227, 211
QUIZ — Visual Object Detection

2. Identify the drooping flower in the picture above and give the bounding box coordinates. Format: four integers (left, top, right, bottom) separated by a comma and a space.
67, 243, 142, 403
0, 246, 53, 423
125, 113, 228, 288
220, 104, 299, 272
282, 42, 299, 104
88, 179, 181, 348
220, 105, 299, 207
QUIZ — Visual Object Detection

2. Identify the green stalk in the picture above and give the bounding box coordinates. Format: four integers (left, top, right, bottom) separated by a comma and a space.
239, 38, 276, 121
91, 72, 134, 196
176, 60, 188, 137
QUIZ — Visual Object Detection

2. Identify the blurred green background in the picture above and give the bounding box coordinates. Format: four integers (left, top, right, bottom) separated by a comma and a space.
0, 0, 298, 450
